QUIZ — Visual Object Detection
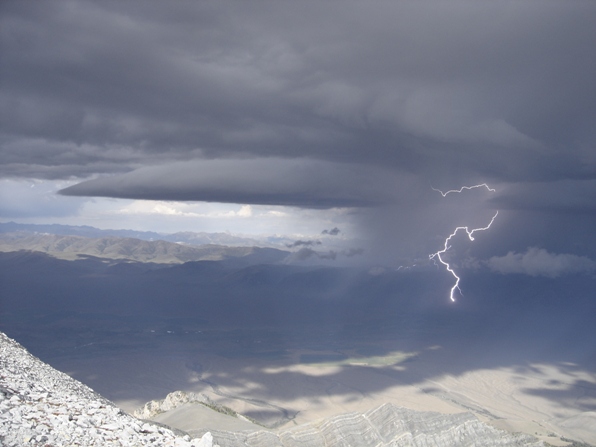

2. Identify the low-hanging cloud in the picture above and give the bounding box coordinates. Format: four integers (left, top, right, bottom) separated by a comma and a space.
286, 240, 322, 248
290, 248, 337, 261
322, 227, 341, 236
486, 247, 596, 278
344, 248, 364, 257
288, 246, 364, 262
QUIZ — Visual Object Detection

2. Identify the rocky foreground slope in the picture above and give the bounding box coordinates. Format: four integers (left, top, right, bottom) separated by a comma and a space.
1, 330, 548, 447
0, 332, 214, 447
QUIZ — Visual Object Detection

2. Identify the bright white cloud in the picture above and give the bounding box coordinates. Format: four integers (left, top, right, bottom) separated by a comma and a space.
265, 210, 288, 217
118, 201, 255, 219
237, 205, 253, 217
486, 247, 596, 277
79, 199, 347, 236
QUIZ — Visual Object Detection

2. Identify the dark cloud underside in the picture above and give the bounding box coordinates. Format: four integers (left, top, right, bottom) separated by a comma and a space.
58, 159, 402, 209
1, 1, 594, 185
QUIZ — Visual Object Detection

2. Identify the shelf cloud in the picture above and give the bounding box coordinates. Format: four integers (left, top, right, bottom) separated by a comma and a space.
58, 159, 401, 209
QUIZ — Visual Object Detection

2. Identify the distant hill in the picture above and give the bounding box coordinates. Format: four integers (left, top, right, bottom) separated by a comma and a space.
0, 221, 283, 247
0, 221, 164, 241
0, 231, 289, 264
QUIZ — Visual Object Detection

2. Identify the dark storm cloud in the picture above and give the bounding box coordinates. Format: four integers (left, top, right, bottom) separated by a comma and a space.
490, 179, 596, 214
58, 159, 401, 208
322, 227, 340, 236
2, 0, 595, 185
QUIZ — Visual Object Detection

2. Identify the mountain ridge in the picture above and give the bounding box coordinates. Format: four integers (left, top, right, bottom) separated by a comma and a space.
0, 231, 289, 264
0, 221, 289, 247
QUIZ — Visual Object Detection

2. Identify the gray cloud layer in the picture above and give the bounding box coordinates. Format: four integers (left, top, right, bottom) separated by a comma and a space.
58, 159, 399, 208
2, 1, 594, 185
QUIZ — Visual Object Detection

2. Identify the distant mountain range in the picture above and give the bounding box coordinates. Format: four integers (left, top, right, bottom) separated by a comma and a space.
0, 222, 290, 264
0, 221, 291, 248
0, 221, 165, 241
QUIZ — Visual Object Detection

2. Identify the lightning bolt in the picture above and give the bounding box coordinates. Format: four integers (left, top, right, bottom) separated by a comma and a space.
431, 183, 496, 197
430, 184, 498, 302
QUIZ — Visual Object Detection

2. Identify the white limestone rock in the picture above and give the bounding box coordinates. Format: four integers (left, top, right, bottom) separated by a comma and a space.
134, 389, 210, 419
0, 331, 215, 447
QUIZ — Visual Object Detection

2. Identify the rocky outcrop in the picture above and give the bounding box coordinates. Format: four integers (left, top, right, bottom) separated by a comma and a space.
0, 331, 214, 447
134, 391, 211, 420
208, 404, 545, 447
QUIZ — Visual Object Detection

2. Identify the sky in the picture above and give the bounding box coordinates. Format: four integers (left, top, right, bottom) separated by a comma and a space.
1, 1, 595, 271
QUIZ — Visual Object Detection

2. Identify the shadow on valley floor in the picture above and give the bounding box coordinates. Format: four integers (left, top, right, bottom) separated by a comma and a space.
1, 250, 595, 419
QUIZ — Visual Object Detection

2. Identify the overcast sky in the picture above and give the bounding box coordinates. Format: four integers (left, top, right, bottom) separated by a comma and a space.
1, 1, 595, 270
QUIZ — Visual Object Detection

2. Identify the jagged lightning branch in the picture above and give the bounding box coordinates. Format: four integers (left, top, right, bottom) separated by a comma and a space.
431, 183, 495, 197
430, 184, 498, 302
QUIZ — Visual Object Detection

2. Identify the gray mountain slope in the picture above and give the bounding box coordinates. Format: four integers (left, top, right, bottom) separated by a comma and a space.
0, 231, 288, 264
